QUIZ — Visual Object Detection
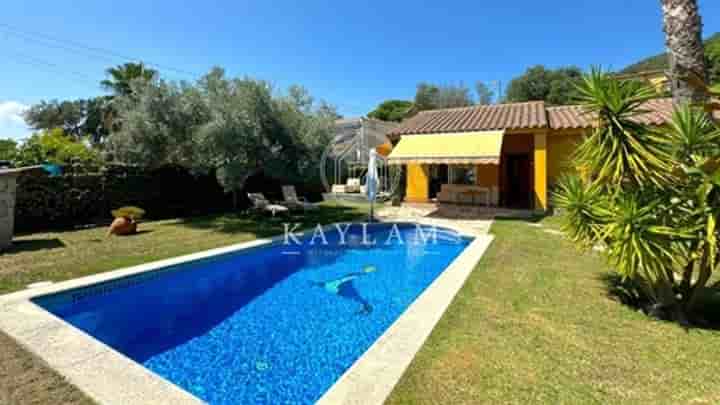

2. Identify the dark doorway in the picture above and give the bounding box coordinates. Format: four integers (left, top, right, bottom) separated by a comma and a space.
429, 164, 448, 199
504, 154, 531, 209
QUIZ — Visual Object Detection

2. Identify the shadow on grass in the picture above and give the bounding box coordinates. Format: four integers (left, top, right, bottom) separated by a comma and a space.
124, 230, 155, 236
493, 213, 547, 224
598, 273, 646, 308
3, 239, 66, 255
599, 272, 720, 330
178, 205, 369, 237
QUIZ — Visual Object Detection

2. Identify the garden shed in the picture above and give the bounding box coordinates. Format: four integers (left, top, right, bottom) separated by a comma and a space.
323, 118, 398, 200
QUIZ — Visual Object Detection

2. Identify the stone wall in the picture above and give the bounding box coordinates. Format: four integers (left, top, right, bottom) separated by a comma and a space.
0, 174, 17, 250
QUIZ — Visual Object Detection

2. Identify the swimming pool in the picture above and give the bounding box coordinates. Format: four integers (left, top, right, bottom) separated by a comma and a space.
32, 223, 471, 404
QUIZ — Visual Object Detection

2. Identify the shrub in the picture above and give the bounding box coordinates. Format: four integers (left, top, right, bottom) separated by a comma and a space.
553, 69, 720, 325
111, 206, 145, 220
14, 128, 100, 167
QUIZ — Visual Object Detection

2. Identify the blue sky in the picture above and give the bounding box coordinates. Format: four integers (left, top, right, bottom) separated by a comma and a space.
2, 0, 720, 141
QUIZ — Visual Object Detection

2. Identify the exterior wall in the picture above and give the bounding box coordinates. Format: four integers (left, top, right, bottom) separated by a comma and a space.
475, 164, 499, 187
405, 163, 429, 202
399, 130, 585, 211
547, 133, 583, 187
0, 174, 18, 250
649, 76, 670, 93
533, 132, 547, 211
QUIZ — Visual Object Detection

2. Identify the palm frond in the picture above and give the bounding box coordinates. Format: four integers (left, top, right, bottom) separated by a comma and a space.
573, 68, 673, 187
667, 103, 720, 164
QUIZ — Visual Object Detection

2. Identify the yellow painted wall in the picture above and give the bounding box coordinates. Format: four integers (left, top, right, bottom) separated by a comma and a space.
405, 163, 429, 202
547, 133, 582, 186
533, 133, 547, 211
400, 130, 583, 211
649, 76, 670, 93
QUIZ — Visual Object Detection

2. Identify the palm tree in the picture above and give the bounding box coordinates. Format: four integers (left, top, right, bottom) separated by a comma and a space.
101, 62, 158, 96
661, 0, 708, 105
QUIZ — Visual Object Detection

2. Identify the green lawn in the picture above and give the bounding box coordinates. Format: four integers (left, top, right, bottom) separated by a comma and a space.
0, 202, 369, 295
2, 209, 720, 404
387, 216, 720, 404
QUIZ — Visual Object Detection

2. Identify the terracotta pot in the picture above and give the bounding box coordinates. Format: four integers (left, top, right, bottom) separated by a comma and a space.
107, 217, 137, 236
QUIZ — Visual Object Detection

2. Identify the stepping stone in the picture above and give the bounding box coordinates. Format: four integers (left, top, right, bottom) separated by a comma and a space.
543, 229, 564, 236
527, 223, 543, 227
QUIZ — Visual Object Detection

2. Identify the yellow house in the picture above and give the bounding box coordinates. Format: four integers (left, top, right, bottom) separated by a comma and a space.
615, 69, 670, 94
386, 98, 676, 212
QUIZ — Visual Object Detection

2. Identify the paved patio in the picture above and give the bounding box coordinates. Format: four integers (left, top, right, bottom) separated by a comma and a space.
375, 203, 532, 236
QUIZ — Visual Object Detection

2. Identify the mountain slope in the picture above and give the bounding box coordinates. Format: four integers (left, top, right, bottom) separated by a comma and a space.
620, 33, 720, 78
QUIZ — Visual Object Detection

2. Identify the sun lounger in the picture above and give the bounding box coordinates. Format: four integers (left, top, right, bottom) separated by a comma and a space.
345, 178, 361, 193
281, 186, 319, 211
247, 193, 289, 217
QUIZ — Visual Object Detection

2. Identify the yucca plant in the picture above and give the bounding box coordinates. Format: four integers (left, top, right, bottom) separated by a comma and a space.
573, 68, 674, 188
553, 174, 607, 247
554, 70, 720, 325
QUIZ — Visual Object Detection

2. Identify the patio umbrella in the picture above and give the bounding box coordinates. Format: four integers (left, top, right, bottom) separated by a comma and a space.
366, 149, 379, 222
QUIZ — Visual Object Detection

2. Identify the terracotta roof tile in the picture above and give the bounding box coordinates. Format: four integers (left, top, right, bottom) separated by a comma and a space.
388, 101, 547, 136
547, 98, 679, 130
388, 98, 719, 137
546, 105, 591, 130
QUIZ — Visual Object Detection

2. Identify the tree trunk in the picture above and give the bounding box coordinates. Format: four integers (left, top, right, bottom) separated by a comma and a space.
679, 260, 694, 295
684, 253, 714, 313
661, 0, 708, 105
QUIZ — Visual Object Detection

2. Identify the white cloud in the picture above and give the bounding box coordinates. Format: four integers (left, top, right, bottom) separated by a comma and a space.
0, 101, 28, 125
0, 101, 31, 141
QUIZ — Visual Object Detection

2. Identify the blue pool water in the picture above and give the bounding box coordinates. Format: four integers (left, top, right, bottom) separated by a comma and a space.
35, 223, 471, 404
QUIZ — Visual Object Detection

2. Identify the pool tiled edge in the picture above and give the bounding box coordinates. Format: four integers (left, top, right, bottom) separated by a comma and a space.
317, 233, 493, 405
0, 221, 493, 405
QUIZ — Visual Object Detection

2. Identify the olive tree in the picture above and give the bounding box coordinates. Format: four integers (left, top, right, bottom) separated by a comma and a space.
108, 67, 335, 200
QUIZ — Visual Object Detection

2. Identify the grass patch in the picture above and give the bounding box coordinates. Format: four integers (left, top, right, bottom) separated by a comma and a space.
0, 332, 94, 405
0, 201, 368, 295
386, 217, 720, 404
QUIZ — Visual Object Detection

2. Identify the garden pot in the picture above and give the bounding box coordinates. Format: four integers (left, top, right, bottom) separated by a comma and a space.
108, 217, 137, 236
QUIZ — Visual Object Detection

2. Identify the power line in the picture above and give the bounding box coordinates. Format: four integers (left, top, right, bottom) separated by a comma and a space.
5, 51, 369, 115
7, 50, 97, 81
5, 51, 101, 89
0, 22, 372, 115
0, 22, 200, 78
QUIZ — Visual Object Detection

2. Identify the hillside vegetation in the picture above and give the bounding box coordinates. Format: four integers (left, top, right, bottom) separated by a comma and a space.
621, 33, 720, 83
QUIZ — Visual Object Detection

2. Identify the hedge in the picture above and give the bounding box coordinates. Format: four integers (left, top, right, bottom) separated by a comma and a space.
14, 165, 327, 233
14, 165, 234, 233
